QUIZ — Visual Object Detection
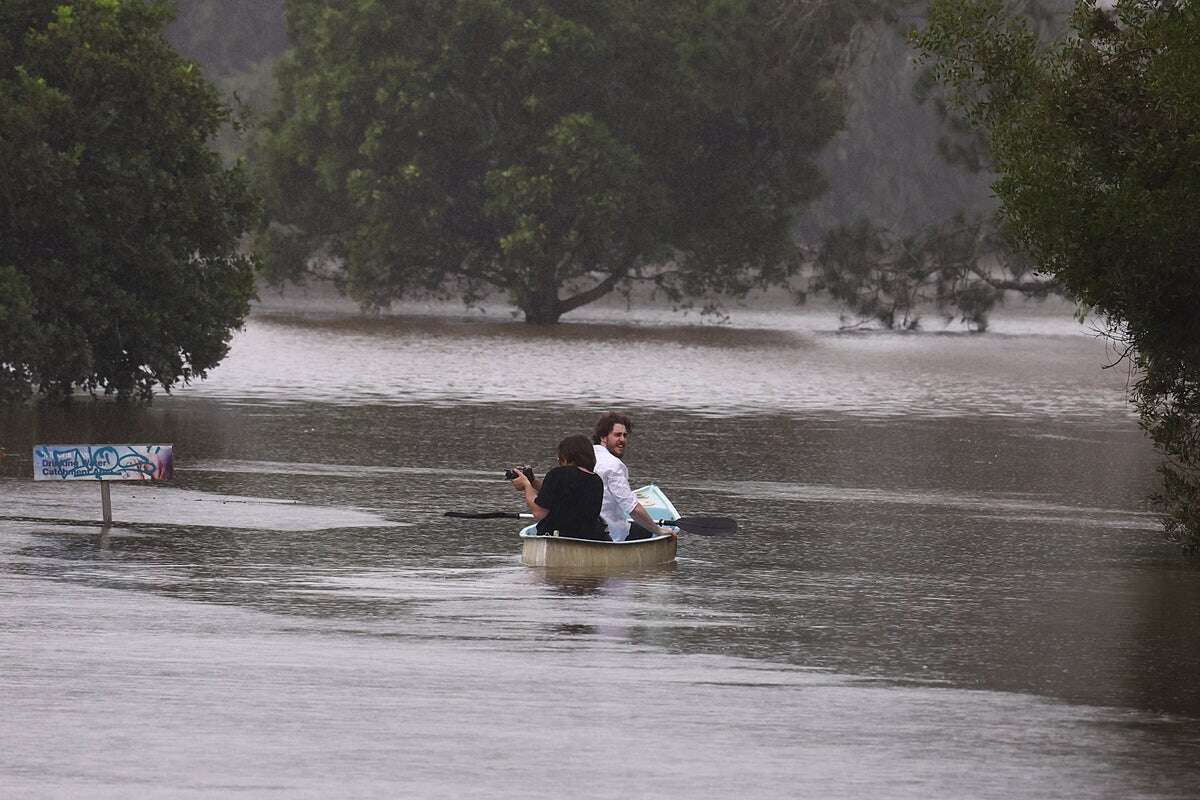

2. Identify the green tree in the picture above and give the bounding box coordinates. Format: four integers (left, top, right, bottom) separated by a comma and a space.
0, 0, 258, 401
915, 0, 1200, 550
256, 0, 872, 323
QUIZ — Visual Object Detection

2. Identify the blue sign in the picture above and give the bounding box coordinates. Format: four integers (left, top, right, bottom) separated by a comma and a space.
32, 444, 174, 481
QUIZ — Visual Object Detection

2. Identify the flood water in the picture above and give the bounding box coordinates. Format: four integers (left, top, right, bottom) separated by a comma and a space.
3, 304, 1199, 799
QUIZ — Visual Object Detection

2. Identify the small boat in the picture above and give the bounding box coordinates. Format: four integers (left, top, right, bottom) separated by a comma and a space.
519, 484, 680, 570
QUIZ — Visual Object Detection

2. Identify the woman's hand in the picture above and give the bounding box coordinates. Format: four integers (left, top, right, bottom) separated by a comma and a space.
512, 468, 548, 521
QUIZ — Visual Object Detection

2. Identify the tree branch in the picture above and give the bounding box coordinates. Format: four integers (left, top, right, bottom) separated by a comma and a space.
557, 265, 629, 315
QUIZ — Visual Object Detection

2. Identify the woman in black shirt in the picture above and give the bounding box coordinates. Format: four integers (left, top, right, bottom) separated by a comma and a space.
510, 434, 608, 540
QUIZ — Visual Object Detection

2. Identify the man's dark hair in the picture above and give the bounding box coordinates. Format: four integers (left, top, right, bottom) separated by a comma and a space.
592, 412, 633, 444
558, 434, 597, 470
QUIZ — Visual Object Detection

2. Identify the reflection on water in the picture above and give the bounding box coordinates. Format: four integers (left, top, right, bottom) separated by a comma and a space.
179, 311, 1136, 419
2, 307, 1198, 798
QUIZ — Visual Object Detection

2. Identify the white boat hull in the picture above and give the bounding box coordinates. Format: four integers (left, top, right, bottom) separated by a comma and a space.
520, 533, 677, 569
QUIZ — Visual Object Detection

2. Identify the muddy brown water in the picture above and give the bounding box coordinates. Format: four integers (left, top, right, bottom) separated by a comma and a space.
2, 306, 1197, 799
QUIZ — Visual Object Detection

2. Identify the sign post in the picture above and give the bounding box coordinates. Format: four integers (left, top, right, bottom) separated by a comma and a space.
32, 444, 174, 524
100, 483, 113, 524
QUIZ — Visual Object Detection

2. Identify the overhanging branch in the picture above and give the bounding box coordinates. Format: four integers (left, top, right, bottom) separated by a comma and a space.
557, 266, 629, 315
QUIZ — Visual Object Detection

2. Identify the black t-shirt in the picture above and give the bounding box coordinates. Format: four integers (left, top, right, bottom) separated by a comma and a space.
534, 466, 607, 540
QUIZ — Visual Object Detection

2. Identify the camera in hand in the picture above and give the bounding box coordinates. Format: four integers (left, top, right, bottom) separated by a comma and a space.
504, 465, 536, 483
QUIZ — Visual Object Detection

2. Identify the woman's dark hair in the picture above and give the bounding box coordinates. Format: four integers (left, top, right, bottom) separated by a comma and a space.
592, 411, 633, 444
558, 434, 596, 471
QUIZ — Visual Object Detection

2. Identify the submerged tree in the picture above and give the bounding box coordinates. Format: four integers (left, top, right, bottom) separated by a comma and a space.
916, 0, 1200, 550
814, 216, 1051, 331
255, 0, 874, 323
0, 0, 258, 401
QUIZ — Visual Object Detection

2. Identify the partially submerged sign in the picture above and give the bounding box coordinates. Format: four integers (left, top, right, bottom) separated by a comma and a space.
33, 444, 173, 482
32, 444, 174, 524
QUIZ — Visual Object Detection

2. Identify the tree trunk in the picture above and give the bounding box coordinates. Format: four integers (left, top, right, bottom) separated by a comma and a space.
522, 287, 562, 324
518, 261, 628, 323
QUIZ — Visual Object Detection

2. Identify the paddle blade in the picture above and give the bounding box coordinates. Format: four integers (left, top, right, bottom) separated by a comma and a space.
661, 516, 737, 536
444, 511, 525, 520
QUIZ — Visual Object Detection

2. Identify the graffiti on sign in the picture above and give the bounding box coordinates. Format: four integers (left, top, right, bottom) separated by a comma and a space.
32, 444, 174, 481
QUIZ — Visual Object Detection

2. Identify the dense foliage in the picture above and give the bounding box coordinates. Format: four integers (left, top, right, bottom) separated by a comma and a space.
916, 0, 1200, 549
256, 0, 872, 323
0, 0, 257, 401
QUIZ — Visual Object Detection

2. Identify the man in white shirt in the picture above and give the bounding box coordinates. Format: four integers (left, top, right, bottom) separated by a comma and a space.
591, 412, 669, 542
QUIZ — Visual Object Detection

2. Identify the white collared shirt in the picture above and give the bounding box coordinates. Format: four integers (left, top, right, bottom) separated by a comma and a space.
593, 444, 637, 541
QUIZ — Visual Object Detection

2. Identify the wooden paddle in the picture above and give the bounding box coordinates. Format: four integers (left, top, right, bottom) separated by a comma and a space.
658, 516, 737, 536
444, 511, 533, 519
444, 511, 737, 536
